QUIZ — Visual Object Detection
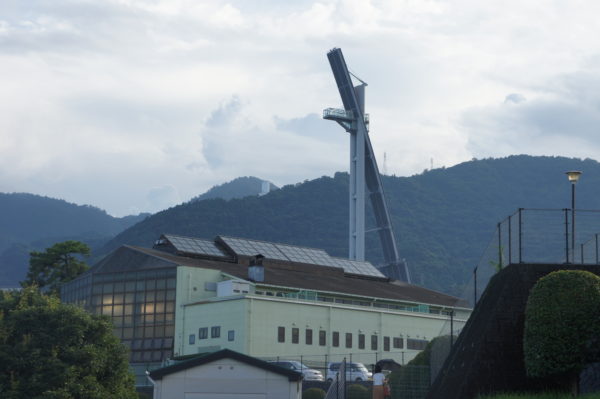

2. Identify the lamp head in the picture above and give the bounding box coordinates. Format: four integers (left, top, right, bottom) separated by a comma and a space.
566, 171, 582, 184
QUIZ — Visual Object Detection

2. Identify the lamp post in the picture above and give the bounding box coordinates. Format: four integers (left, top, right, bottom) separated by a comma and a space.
566, 171, 582, 263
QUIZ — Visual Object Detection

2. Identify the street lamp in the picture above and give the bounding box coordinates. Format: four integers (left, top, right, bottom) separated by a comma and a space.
566, 171, 582, 263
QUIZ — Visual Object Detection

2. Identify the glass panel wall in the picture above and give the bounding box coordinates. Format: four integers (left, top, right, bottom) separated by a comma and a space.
62, 268, 176, 364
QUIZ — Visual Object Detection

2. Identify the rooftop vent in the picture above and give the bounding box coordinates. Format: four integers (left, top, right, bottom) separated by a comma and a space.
248, 254, 265, 282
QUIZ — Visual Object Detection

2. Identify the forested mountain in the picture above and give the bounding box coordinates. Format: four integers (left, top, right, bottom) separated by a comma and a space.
0, 193, 148, 287
191, 176, 279, 202
98, 155, 600, 295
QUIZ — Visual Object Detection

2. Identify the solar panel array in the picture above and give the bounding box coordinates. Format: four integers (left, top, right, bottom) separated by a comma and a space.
163, 234, 228, 258
219, 236, 385, 278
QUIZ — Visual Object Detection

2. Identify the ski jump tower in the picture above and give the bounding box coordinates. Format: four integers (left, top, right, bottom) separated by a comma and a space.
323, 48, 410, 283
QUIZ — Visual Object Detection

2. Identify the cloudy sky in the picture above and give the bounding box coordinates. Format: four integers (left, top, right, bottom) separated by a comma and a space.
2, 0, 600, 216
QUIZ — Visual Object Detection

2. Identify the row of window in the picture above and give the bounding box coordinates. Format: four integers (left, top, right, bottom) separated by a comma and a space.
189, 326, 235, 344
276, 327, 428, 351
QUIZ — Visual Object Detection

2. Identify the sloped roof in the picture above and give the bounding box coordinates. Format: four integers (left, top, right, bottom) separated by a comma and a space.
109, 245, 463, 307
149, 348, 302, 381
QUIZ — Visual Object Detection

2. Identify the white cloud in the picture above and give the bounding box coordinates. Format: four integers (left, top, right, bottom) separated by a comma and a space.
2, 0, 600, 215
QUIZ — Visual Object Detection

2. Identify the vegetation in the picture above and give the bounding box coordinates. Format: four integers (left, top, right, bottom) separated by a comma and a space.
0, 192, 147, 288
523, 270, 600, 392
347, 383, 370, 399
478, 393, 600, 399
5, 155, 600, 295
302, 387, 326, 399
0, 287, 137, 398
191, 176, 278, 201
100, 155, 600, 295
22, 240, 91, 294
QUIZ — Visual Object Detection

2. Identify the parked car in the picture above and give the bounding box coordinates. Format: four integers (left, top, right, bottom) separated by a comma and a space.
268, 360, 325, 381
326, 362, 372, 382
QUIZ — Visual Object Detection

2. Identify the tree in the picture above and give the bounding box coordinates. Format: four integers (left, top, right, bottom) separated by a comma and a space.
0, 287, 137, 398
22, 240, 90, 294
523, 270, 600, 393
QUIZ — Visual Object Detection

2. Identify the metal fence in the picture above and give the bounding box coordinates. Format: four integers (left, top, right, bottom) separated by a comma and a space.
259, 350, 411, 376
426, 207, 600, 390
492, 208, 600, 267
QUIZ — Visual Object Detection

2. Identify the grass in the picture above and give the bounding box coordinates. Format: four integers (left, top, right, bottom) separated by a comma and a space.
479, 393, 600, 399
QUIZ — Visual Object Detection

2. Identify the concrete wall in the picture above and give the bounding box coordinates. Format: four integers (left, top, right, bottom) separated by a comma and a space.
153, 358, 301, 399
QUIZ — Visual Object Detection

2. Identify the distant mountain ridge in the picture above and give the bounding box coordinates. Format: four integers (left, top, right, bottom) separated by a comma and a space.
191, 176, 279, 202
0, 193, 149, 287
98, 155, 600, 295
5, 155, 600, 294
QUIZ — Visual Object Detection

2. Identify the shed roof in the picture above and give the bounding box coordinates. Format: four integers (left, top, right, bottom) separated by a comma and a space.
148, 348, 303, 381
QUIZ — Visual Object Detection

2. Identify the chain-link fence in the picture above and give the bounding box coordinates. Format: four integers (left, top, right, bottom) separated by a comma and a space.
425, 207, 600, 392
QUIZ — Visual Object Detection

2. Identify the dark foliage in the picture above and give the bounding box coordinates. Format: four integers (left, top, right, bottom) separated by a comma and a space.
0, 287, 137, 398
22, 241, 91, 294
524, 270, 600, 379
302, 387, 326, 399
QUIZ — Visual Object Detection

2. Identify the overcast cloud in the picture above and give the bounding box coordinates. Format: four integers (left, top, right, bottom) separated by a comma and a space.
2, 0, 600, 216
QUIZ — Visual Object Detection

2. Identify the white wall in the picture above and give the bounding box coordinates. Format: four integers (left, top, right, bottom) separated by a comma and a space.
153, 358, 301, 399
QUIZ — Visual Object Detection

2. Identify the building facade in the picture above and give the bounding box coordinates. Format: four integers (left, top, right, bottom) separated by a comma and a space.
62, 234, 470, 385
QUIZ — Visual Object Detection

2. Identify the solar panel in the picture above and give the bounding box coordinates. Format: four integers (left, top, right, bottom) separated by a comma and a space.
219, 236, 286, 260
219, 236, 385, 278
164, 235, 228, 258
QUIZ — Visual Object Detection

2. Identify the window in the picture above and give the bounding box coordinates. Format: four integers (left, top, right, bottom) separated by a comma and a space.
211, 326, 220, 338
228, 330, 235, 342
384, 336, 390, 351
292, 328, 299, 344
306, 329, 313, 345
358, 334, 365, 349
407, 338, 429, 350
345, 333, 352, 348
319, 330, 326, 346
371, 335, 378, 350
188, 334, 195, 345
393, 337, 403, 349
278, 326, 285, 343
199, 327, 208, 339
332, 331, 339, 347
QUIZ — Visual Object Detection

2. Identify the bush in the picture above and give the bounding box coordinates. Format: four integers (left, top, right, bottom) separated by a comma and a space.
524, 270, 600, 379
303, 387, 326, 399
348, 383, 370, 399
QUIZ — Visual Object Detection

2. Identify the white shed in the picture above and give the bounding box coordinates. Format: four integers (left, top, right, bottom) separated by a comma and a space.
148, 349, 303, 399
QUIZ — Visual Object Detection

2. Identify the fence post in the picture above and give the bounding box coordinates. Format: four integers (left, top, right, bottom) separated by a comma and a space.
518, 208, 523, 263
450, 310, 454, 347
473, 266, 478, 306
497, 222, 502, 268
594, 233, 598, 264
564, 208, 570, 264
508, 215, 512, 265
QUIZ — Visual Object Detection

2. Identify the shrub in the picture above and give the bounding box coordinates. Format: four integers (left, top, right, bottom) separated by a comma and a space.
303, 387, 326, 399
524, 270, 600, 380
347, 383, 370, 399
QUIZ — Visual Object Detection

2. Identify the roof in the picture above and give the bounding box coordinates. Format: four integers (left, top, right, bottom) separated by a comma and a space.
100, 245, 463, 308
148, 348, 303, 381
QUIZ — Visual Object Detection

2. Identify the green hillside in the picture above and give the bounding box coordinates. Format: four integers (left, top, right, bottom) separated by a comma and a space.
0, 193, 148, 287
98, 155, 600, 295
191, 176, 279, 201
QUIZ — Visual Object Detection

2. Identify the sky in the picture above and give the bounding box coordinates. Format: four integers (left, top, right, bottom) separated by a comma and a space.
2, 0, 600, 216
